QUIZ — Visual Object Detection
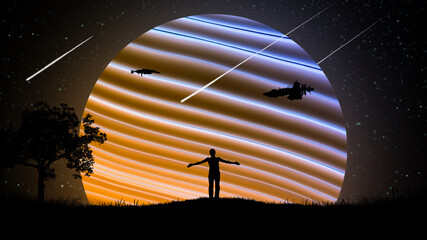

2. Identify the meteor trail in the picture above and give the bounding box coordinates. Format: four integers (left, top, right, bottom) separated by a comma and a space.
180, 2, 337, 103
26, 36, 93, 81
317, 18, 382, 65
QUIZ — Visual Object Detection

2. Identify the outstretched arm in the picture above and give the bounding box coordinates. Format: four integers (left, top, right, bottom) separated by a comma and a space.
219, 158, 240, 165
187, 158, 208, 168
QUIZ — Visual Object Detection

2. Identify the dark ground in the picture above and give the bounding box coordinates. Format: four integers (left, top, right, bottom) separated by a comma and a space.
1, 194, 424, 236
2, 191, 424, 216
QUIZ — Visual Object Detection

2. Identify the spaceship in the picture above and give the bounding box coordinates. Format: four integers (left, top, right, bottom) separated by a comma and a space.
263, 81, 314, 100
130, 68, 160, 76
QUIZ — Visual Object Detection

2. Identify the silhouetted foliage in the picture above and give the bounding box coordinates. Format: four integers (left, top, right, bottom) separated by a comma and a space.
2, 101, 107, 204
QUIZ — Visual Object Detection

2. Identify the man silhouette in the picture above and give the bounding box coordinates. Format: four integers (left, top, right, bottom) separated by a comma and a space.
187, 149, 240, 199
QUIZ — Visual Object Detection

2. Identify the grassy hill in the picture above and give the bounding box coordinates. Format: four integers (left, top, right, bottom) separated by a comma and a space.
2, 193, 421, 214
1, 193, 423, 232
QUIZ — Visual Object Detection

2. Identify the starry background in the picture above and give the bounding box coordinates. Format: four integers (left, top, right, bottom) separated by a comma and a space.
1, 0, 425, 203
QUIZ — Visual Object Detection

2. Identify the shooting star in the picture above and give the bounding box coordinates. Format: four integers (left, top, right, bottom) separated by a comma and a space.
317, 18, 382, 65
26, 36, 93, 81
180, 1, 338, 103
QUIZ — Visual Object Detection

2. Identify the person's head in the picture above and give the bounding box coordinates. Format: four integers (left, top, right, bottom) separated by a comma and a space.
209, 149, 216, 157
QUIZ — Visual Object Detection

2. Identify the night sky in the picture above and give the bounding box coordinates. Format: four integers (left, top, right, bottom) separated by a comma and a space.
1, 0, 425, 203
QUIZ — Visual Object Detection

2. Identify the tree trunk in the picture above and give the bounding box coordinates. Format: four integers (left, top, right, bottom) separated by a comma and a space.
37, 167, 45, 204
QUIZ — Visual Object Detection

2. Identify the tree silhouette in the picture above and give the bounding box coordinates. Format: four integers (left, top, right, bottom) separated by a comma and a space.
2, 102, 107, 204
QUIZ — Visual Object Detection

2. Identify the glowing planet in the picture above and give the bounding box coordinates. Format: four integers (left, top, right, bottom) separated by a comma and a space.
81, 14, 347, 204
